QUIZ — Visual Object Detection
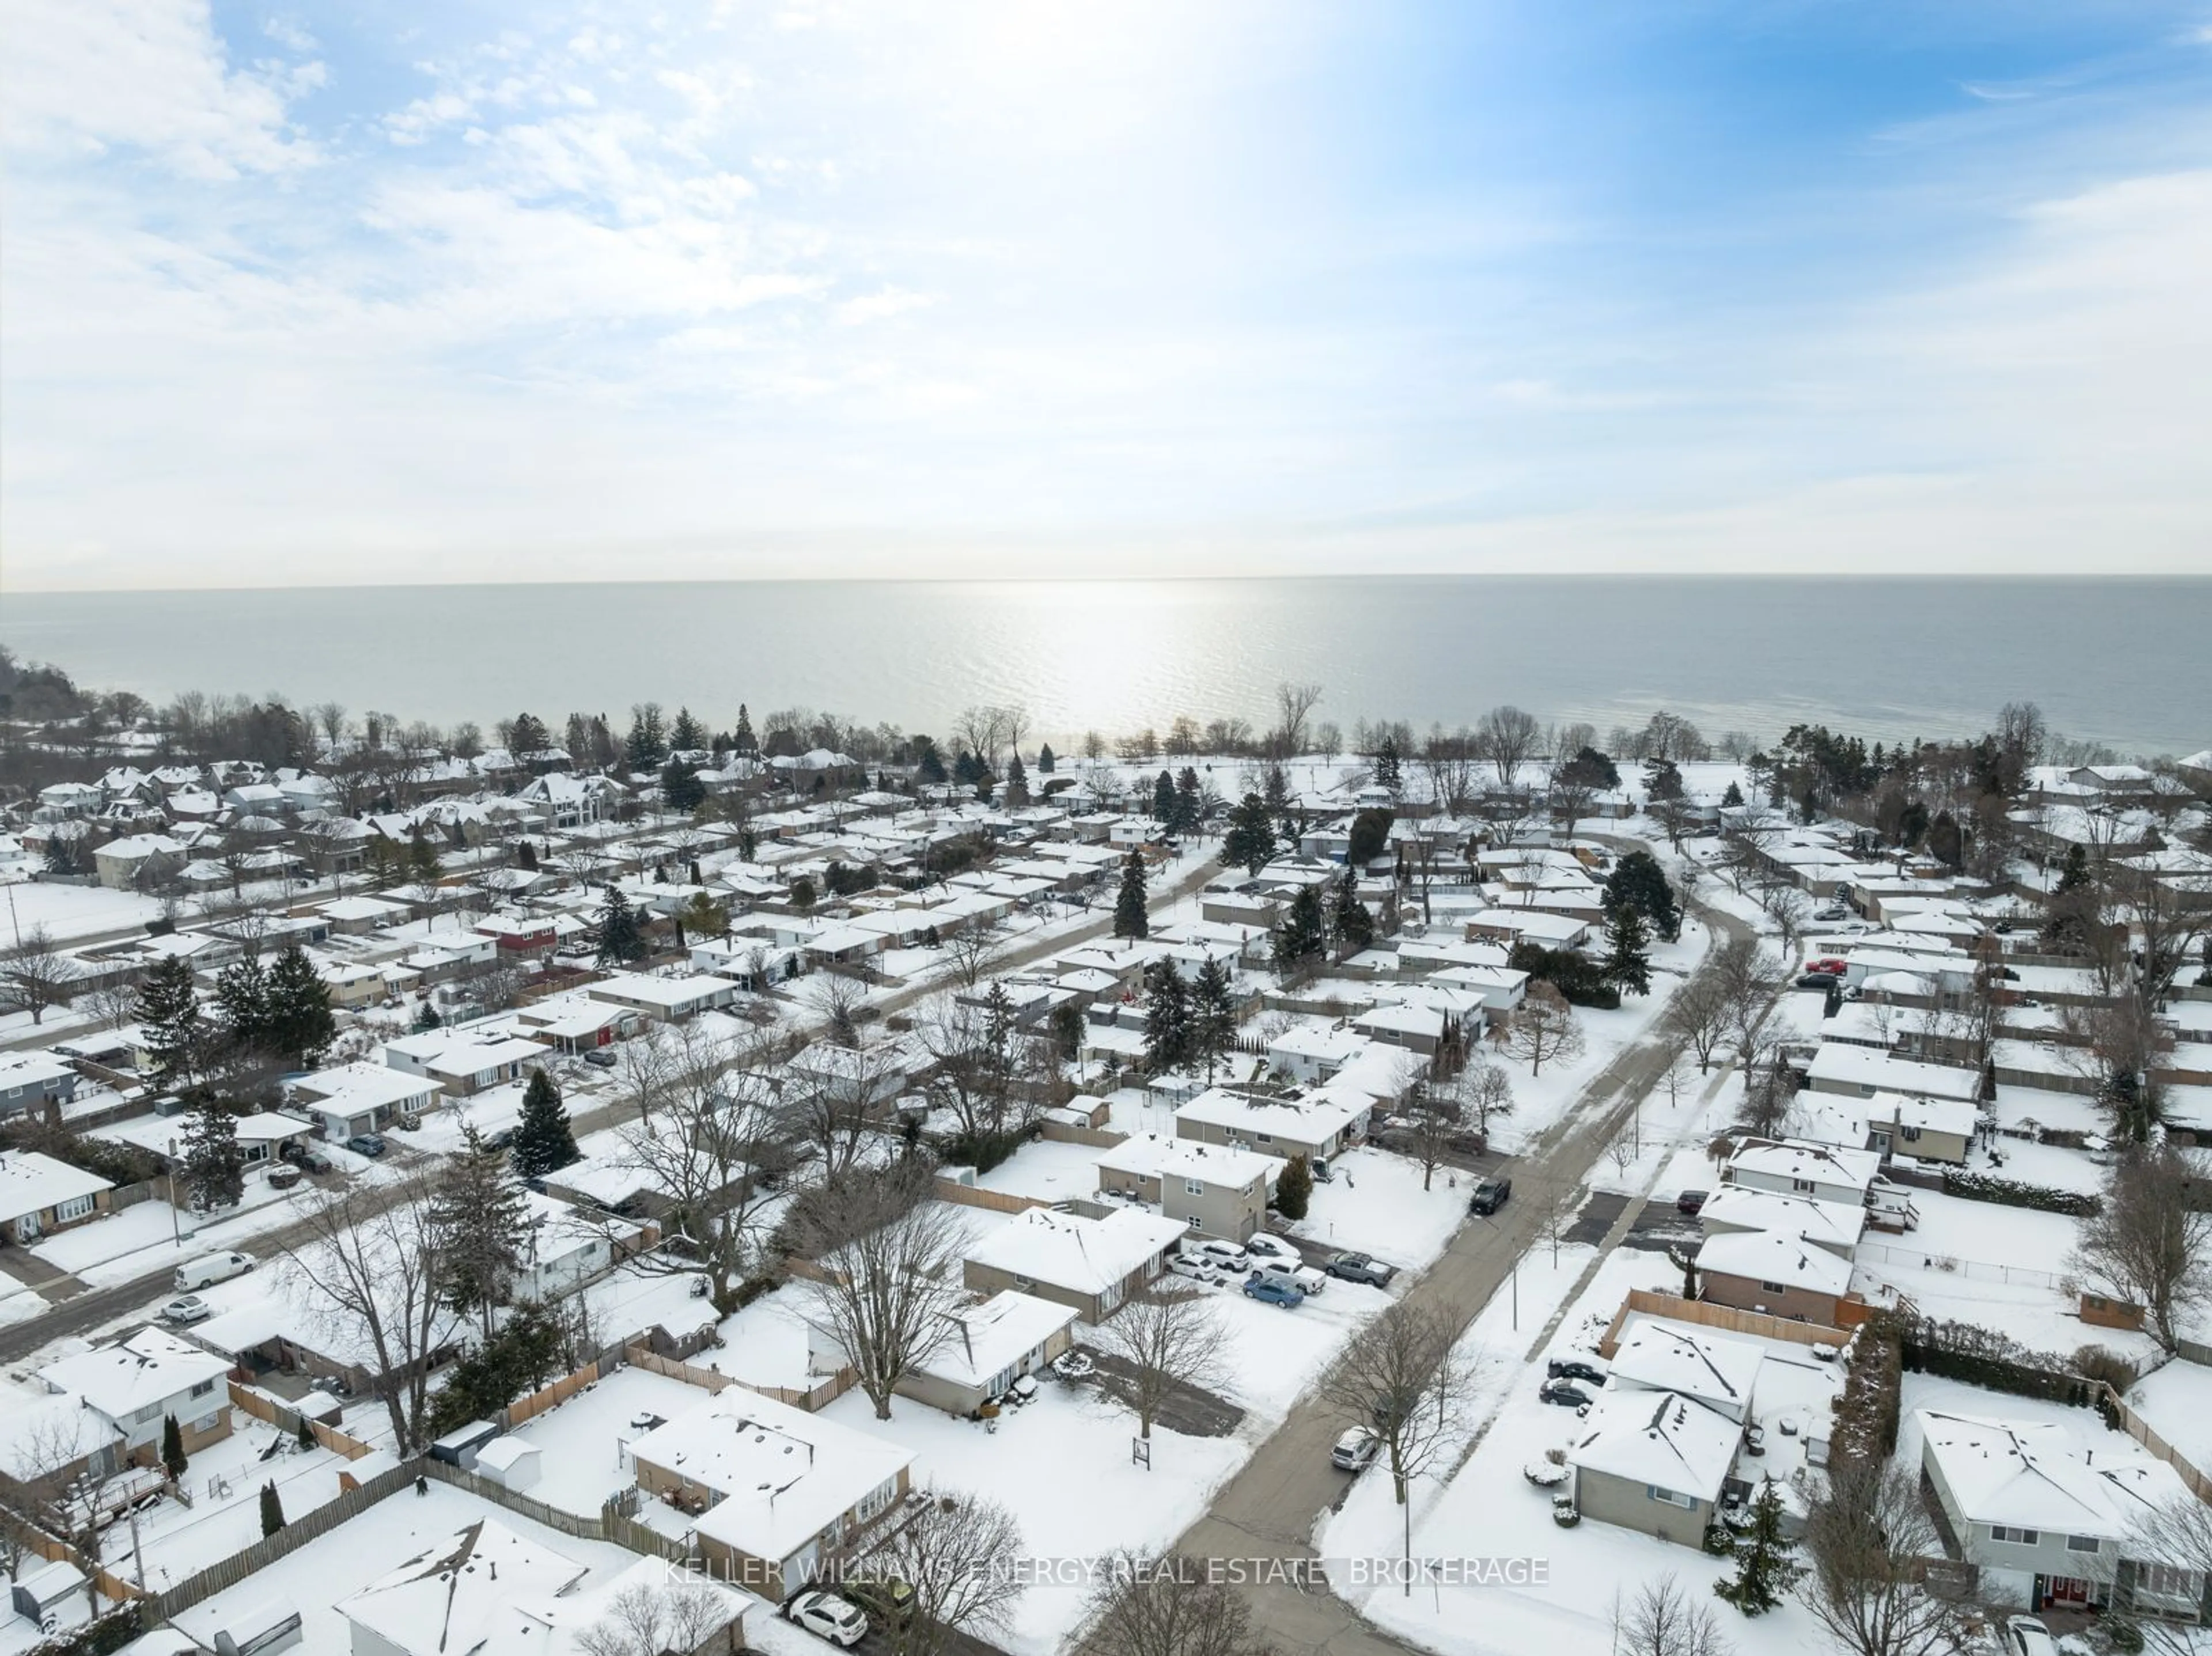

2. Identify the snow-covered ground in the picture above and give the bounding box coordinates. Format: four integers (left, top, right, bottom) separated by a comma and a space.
2125, 1356, 2212, 1475
502, 1365, 719, 1518
1283, 1142, 1474, 1273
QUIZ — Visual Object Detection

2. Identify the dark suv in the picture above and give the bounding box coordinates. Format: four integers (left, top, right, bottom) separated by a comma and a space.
1468, 1176, 1512, 1216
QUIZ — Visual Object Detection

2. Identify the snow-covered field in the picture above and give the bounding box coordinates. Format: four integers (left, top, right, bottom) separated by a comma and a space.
503, 1365, 719, 1518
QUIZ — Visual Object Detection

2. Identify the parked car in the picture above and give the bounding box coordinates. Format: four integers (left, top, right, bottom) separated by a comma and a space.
1309, 1157, 1334, 1183
176, 1250, 255, 1291
1675, 1189, 1709, 1216
266, 1164, 302, 1191
1538, 1380, 1592, 1408
1468, 1176, 1512, 1215
347, 1134, 388, 1158
294, 1149, 334, 1174
1167, 1253, 1221, 1286
1243, 1234, 1300, 1267
2001, 1617, 2058, 1656
1242, 1275, 1306, 1309
1547, 1358, 1607, 1385
1331, 1426, 1382, 1472
1192, 1239, 1252, 1274
1815, 905, 1850, 921
1805, 957, 1849, 976
1796, 972, 1840, 990
1253, 1262, 1325, 1297
161, 1294, 212, 1325
1325, 1252, 1396, 1287
787, 1592, 868, 1648
485, 1127, 517, 1151
583, 1047, 619, 1068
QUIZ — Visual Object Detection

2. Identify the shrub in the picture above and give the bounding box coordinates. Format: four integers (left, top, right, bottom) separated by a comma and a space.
2071, 1344, 2139, 1393
1830, 1313, 1904, 1463
1941, 1169, 2099, 1217
1898, 1317, 2096, 1407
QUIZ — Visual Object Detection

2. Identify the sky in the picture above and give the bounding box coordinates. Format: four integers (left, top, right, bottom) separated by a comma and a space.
2, 0, 2210, 589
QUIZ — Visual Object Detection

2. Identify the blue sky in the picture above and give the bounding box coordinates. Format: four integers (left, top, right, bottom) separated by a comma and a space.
3, 0, 2209, 587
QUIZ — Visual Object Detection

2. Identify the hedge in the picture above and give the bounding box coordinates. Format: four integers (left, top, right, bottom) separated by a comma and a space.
1897, 1316, 2100, 1408
1941, 1168, 2101, 1217
1830, 1313, 1904, 1465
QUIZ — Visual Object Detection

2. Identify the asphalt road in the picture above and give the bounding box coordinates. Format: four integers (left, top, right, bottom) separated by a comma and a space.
1164, 898, 1758, 1656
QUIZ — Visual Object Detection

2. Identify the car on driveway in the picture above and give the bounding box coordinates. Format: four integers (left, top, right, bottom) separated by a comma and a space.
2001, 1617, 2057, 1656
1166, 1253, 1221, 1286
1797, 971, 1840, 990
1325, 1252, 1396, 1287
161, 1295, 212, 1325
1468, 1176, 1512, 1215
844, 1576, 915, 1624
1253, 1262, 1325, 1297
583, 1047, 619, 1068
1547, 1358, 1607, 1385
1538, 1380, 1593, 1408
1675, 1189, 1709, 1216
1242, 1275, 1306, 1308
1243, 1234, 1300, 1267
1331, 1427, 1381, 1472
347, 1134, 387, 1158
1192, 1239, 1252, 1274
787, 1591, 868, 1648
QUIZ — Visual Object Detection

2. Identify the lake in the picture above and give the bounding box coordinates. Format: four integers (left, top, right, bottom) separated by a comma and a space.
2, 576, 2205, 755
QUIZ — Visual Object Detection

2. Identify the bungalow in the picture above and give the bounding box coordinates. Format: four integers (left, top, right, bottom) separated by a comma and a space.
895, 1289, 1078, 1416
1724, 1140, 1882, 1208
1266, 1024, 1369, 1086
512, 1189, 641, 1302
963, 1204, 1187, 1322
0, 1051, 80, 1120
0, 1150, 113, 1242
1860, 1091, 1980, 1164
337, 1518, 588, 1656
1464, 908, 1592, 950
1918, 1409, 2204, 1620
513, 994, 634, 1055
1093, 1134, 1278, 1242
1604, 1322, 1765, 1424
785, 1037, 919, 1109
1175, 1086, 1368, 1165
1568, 1388, 1744, 1548
39, 1327, 234, 1465
585, 972, 737, 1024
380, 1030, 545, 1097
1696, 1186, 1865, 1259
1693, 1227, 1855, 1324
289, 1061, 441, 1140
629, 1389, 914, 1600
1805, 1044, 1984, 1105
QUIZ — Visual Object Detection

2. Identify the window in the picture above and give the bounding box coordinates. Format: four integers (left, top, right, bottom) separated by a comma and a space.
54, 1193, 96, 1223
191, 1378, 216, 1398
2065, 1535, 2102, 1553
1761, 1281, 1787, 1294
1183, 1178, 1206, 1196
2135, 1563, 2199, 1601
1791, 1177, 1815, 1193
1255, 1132, 1273, 1145
1901, 1126, 1922, 1142
1646, 1486, 1695, 1509
193, 1413, 220, 1433
1989, 1525, 2040, 1545
130, 1403, 162, 1426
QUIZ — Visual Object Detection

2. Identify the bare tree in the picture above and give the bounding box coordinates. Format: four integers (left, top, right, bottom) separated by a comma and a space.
863, 1491, 1026, 1656
1532, 1177, 1582, 1266
812, 972, 870, 1047
1610, 1572, 1732, 1656
1473, 705, 1541, 790
1272, 681, 1324, 758
283, 1175, 450, 1453
1665, 937, 1761, 1074
792, 1169, 971, 1419
1096, 1286, 1229, 1442
1756, 881, 1812, 964
1316, 1301, 1470, 1587
2070, 1143, 2212, 1351
1797, 1456, 1961, 1656
1, 1408, 107, 1571
1451, 1060, 1516, 1139
913, 995, 1056, 1154
1083, 1552, 1270, 1656
1503, 983, 1585, 1077
789, 1040, 906, 1181
574, 1579, 731, 1656
938, 916, 1010, 990
0, 927, 78, 1026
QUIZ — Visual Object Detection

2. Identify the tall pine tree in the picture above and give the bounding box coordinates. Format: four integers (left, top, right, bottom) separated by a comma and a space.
1714, 1476, 1801, 1615
1600, 904, 1653, 996
1175, 767, 1203, 833
431, 1124, 532, 1336
511, 1067, 581, 1180
259, 1481, 285, 1536
1222, 793, 1275, 876
1152, 770, 1177, 821
1036, 742, 1056, 774
1272, 884, 1327, 979
212, 956, 272, 1063
1332, 869, 1376, 957
1191, 954, 1238, 1081
1113, 850, 1149, 940
161, 1415, 188, 1479
732, 704, 758, 754
596, 885, 646, 964
264, 941, 336, 1067
1143, 959, 1193, 1072
180, 1099, 245, 1210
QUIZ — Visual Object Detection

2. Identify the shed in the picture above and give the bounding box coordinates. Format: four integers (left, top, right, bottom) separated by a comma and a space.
209, 1597, 304, 1656
474, 1435, 543, 1492
10, 1560, 85, 1628
427, 1418, 499, 1470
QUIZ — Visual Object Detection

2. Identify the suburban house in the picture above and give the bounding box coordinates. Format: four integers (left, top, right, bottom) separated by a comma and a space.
1693, 1227, 1856, 1324
585, 972, 738, 1024
1463, 908, 1592, 950
1603, 1323, 1764, 1424
1724, 1140, 1881, 1208
628, 1389, 915, 1600
289, 1062, 442, 1141
335, 1518, 586, 1656
963, 1204, 1187, 1322
1093, 1134, 1278, 1242
0, 1052, 80, 1121
1805, 1044, 1984, 1105
91, 832, 186, 890
512, 992, 634, 1055
511, 1190, 645, 1302
783, 1037, 920, 1109
895, 1289, 1078, 1416
39, 1327, 234, 1466
1265, 1024, 1369, 1085
1860, 1091, 1980, 1163
1696, 1185, 1866, 1260
0, 1150, 114, 1243
1568, 1388, 1744, 1548
1918, 1410, 2205, 1620
1174, 1086, 1368, 1165
382, 1030, 547, 1097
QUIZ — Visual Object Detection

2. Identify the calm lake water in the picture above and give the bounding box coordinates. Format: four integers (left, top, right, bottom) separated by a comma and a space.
2, 577, 2206, 755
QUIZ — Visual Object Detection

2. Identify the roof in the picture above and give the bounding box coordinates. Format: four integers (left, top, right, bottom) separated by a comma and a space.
1806, 1045, 1984, 1102
1094, 1132, 1279, 1190
1727, 1139, 1883, 1194
965, 1204, 1187, 1296
1570, 1388, 1741, 1501
1696, 1185, 1866, 1249
1605, 1322, 1764, 1414
1694, 1228, 1855, 1296
1919, 1410, 2191, 1540
1175, 1086, 1369, 1143
0, 1149, 113, 1225
585, 972, 733, 1009
336, 1518, 587, 1656
632, 1389, 915, 1566
910, 1290, 1078, 1390
291, 1062, 441, 1113
40, 1327, 230, 1424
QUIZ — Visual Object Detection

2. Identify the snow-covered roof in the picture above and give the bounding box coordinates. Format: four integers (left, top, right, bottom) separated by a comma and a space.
1175, 1086, 1369, 1144
634, 1389, 914, 1566
1726, 1139, 1883, 1195
910, 1290, 1077, 1390
291, 1061, 441, 1113
1569, 1389, 1740, 1502
1694, 1228, 1854, 1296
1919, 1411, 2191, 1540
1695, 1185, 1865, 1250
1605, 1322, 1764, 1415
0, 1149, 112, 1226
40, 1327, 230, 1424
964, 1204, 1187, 1296
1806, 1045, 1983, 1103
1094, 1132, 1279, 1191
336, 1518, 587, 1656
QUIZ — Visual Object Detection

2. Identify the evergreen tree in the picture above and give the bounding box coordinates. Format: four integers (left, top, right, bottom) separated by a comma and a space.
2055, 842, 2090, 895
180, 1099, 244, 1210
1275, 1153, 1312, 1221
1036, 742, 1056, 773
509, 712, 551, 756
407, 831, 442, 886
431, 1124, 532, 1335
660, 755, 705, 813
1332, 869, 1376, 956
1222, 793, 1275, 877
1603, 850, 1682, 941
1713, 1477, 1801, 1615
1113, 848, 1149, 939
732, 703, 758, 755
1600, 904, 1653, 996
161, 1415, 188, 1480
790, 874, 817, 911
595, 885, 646, 965
669, 706, 705, 751
213, 956, 272, 1060
1262, 764, 1291, 830
361, 836, 405, 889
1643, 757, 1685, 802
512, 1067, 581, 1180
1004, 753, 1029, 808
1175, 767, 1203, 833
264, 941, 336, 1067
1720, 780, 1745, 808
624, 704, 668, 772
424, 1301, 569, 1437
296, 1414, 315, 1450
1142, 960, 1192, 1073
1152, 770, 1177, 821
916, 738, 947, 785
1272, 884, 1327, 979
516, 839, 539, 871
259, 1480, 285, 1536
1347, 807, 1393, 867
1191, 954, 1238, 1081
1372, 736, 1402, 790
138, 956, 203, 1091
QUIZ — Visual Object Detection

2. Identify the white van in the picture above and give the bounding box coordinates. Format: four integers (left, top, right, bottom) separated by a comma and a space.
176, 1250, 256, 1291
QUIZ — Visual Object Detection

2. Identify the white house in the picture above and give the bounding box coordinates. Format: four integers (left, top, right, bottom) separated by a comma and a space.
39, 1327, 234, 1465
290, 1062, 442, 1140
1568, 1388, 1744, 1547
0, 1150, 113, 1243
336, 1518, 587, 1656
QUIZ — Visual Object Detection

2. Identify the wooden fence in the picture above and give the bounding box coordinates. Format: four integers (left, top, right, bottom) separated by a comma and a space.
226, 1380, 378, 1461
2101, 1384, 2212, 1503
624, 1343, 859, 1413
931, 1178, 1046, 1215
499, 1349, 619, 1430
1597, 1289, 1849, 1359
1039, 1118, 1128, 1149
